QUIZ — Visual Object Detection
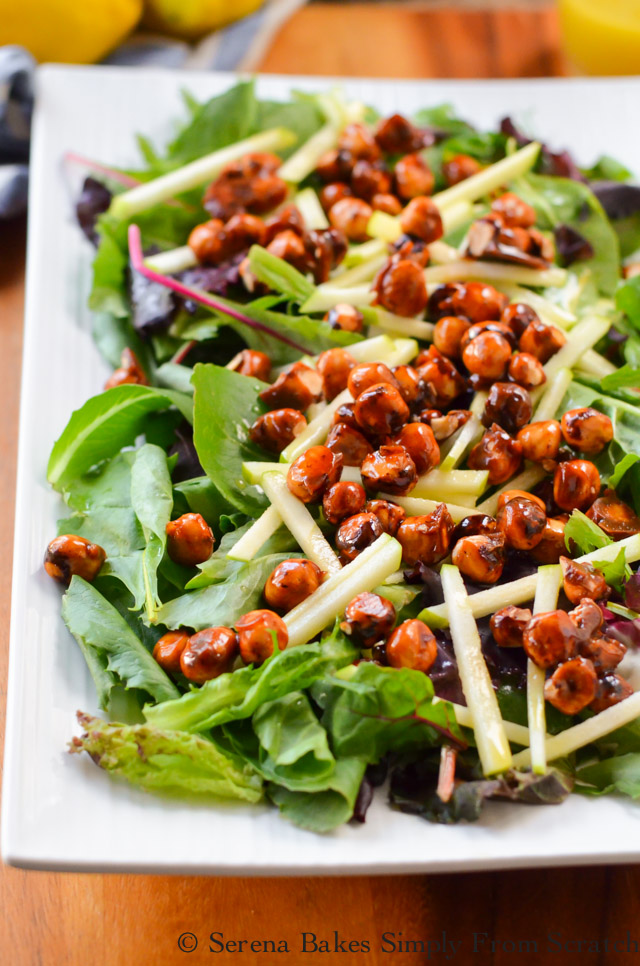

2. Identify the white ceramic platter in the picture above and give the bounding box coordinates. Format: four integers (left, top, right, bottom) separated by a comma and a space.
4, 66, 640, 874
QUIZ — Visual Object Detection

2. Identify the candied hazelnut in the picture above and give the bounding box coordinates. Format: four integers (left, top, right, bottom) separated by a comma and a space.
491, 192, 536, 229
249, 409, 307, 454
516, 420, 561, 463
468, 424, 523, 486
442, 154, 482, 186
416, 346, 466, 409
339, 123, 381, 161
394, 153, 434, 200
589, 673, 634, 713
264, 558, 323, 611
236, 609, 288, 664
287, 445, 343, 503
316, 149, 352, 183
228, 349, 271, 381
259, 361, 323, 411
386, 619, 437, 672
451, 514, 498, 543
335, 512, 384, 561
104, 347, 149, 390
372, 193, 402, 215
188, 218, 225, 263
364, 499, 406, 535
203, 154, 287, 219
266, 229, 308, 272
375, 114, 425, 154
460, 320, 517, 354
545, 657, 597, 715
497, 496, 547, 551
329, 197, 373, 242
317, 348, 356, 402
462, 332, 512, 381
374, 257, 428, 317
580, 635, 626, 673
586, 493, 640, 540
393, 422, 440, 475
508, 352, 546, 390
523, 610, 579, 669
342, 592, 396, 646
399, 196, 443, 243
433, 316, 471, 360
501, 302, 540, 339
561, 407, 614, 455
348, 362, 399, 398
360, 445, 418, 496
531, 517, 567, 564
326, 422, 374, 466
496, 489, 546, 513
351, 159, 392, 200
568, 597, 604, 638
354, 383, 410, 436
396, 505, 454, 565
263, 204, 304, 244
481, 382, 532, 435
490, 606, 532, 647
324, 303, 364, 333
305, 227, 348, 283
44, 534, 106, 586
553, 460, 600, 511
320, 182, 352, 213
560, 555, 608, 604
519, 320, 566, 363
180, 627, 239, 683
153, 630, 189, 675
427, 410, 471, 442
428, 282, 509, 324
166, 513, 214, 567
392, 365, 429, 409
451, 533, 505, 584
323, 481, 367, 525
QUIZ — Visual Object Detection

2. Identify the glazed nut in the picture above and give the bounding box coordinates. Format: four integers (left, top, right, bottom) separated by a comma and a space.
415, 346, 466, 409
451, 513, 498, 543
561, 407, 614, 455
531, 517, 567, 564
324, 303, 364, 333
491, 192, 537, 229
153, 630, 190, 674
516, 420, 562, 463
428, 281, 509, 324
522, 609, 579, 669
305, 227, 348, 283
286, 445, 343, 503
329, 197, 373, 242
544, 657, 598, 715
579, 635, 626, 673
374, 113, 425, 155
519, 319, 566, 363
497, 496, 547, 551
568, 597, 604, 638
180, 626, 239, 683
553, 459, 601, 511
338, 122, 381, 161
259, 361, 324, 411
468, 423, 523, 486
364, 499, 406, 536
351, 159, 392, 201
266, 229, 308, 272
335, 511, 384, 561
496, 489, 546, 514
586, 493, 640, 540
392, 365, 429, 408
249, 409, 307, 454
501, 302, 540, 338
373, 257, 428, 317
104, 347, 149, 390
428, 409, 471, 442
347, 362, 399, 398
188, 218, 225, 263
394, 153, 435, 200
399, 196, 443, 243
442, 154, 482, 186
166, 513, 215, 567
263, 203, 305, 244
490, 606, 533, 648
386, 619, 438, 672
393, 422, 440, 475
236, 609, 288, 665
322, 481, 367, 525
227, 349, 271, 381
354, 383, 410, 436
462, 332, 512, 380
481, 382, 533, 435
360, 444, 418, 496
396, 504, 454, 566
451, 533, 505, 584
319, 182, 352, 213
371, 193, 402, 215
342, 592, 397, 646
508, 352, 546, 390
317, 347, 357, 401
326, 422, 374, 466
44, 534, 106, 586
589, 673, 634, 714
203, 154, 287, 220
433, 316, 471, 359
264, 558, 324, 611
560, 555, 608, 605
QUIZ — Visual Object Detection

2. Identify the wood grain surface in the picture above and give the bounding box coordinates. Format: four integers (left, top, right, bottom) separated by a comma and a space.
2, 6, 639, 965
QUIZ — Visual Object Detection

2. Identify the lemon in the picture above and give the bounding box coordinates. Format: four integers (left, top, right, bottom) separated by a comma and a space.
142, 0, 265, 40
0, 0, 143, 64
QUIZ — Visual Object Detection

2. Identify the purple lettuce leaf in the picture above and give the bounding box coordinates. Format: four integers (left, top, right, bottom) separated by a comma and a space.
76, 176, 112, 244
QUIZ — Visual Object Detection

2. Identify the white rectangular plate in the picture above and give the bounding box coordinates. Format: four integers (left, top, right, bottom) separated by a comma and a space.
4, 66, 640, 875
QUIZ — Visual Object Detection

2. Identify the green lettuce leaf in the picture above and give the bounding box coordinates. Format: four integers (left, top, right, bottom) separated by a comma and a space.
267, 758, 366, 833
130, 444, 174, 622
564, 509, 612, 554
576, 753, 640, 798
187, 522, 297, 590
314, 663, 463, 764
70, 712, 262, 802
62, 577, 180, 709
144, 625, 357, 733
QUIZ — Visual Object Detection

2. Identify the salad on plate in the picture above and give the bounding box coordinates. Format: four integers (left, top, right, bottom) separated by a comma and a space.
45, 80, 640, 832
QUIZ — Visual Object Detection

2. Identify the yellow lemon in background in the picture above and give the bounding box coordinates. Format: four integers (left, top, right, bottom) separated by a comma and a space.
0, 0, 144, 64
142, 0, 266, 40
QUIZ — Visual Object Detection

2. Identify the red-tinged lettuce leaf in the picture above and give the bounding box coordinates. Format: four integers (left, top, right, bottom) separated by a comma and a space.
625, 573, 640, 611
76, 176, 112, 244
69, 712, 262, 802
554, 224, 594, 266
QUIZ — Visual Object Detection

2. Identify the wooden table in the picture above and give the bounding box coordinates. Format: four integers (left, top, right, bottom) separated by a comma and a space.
2, 5, 639, 964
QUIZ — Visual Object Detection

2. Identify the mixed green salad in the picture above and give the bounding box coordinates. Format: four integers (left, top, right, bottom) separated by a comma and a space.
46, 80, 640, 833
